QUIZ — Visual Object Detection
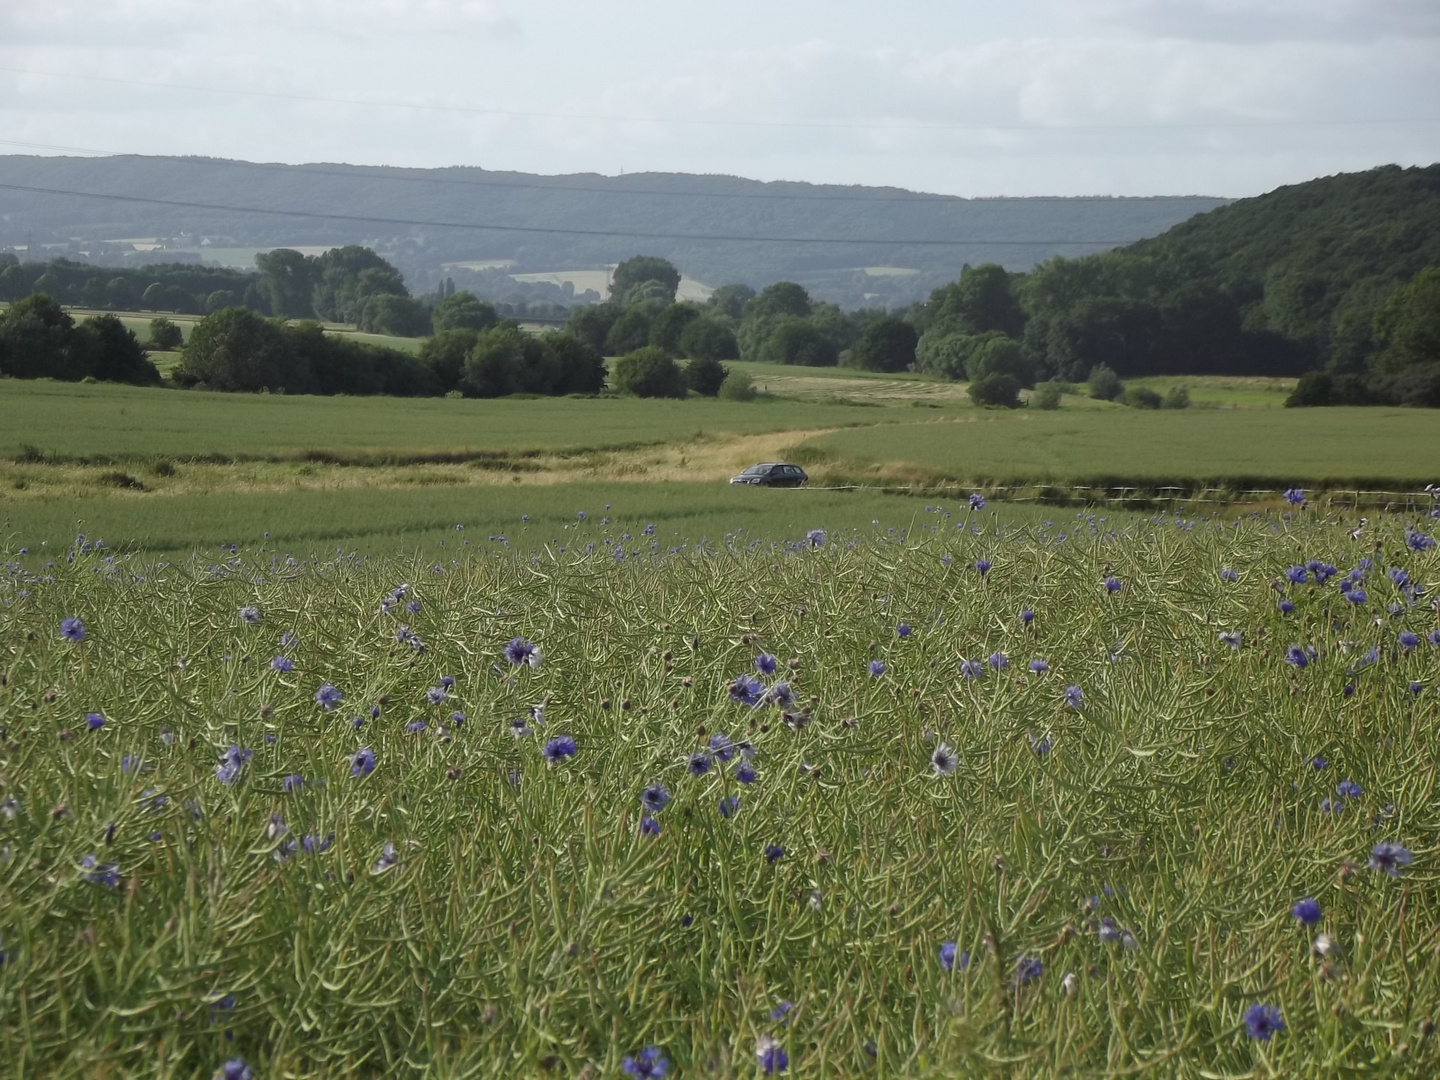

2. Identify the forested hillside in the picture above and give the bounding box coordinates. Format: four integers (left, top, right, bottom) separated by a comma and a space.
0, 155, 1223, 307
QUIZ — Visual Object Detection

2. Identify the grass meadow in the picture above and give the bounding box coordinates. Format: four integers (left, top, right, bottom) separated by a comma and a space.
1, 507, 1438, 1077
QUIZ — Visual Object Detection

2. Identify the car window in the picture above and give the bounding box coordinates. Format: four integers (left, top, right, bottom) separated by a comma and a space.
742, 465, 770, 476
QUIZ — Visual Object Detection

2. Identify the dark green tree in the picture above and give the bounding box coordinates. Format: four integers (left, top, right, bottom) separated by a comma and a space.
683, 356, 728, 396
77, 314, 160, 384
747, 282, 811, 320
540, 332, 607, 394
769, 320, 838, 367
311, 247, 408, 323
566, 304, 621, 352
610, 257, 681, 307
968, 372, 1021, 408
419, 329, 482, 391
611, 346, 687, 398
357, 294, 431, 337
707, 284, 755, 321
678, 317, 739, 361
605, 307, 653, 355
431, 292, 499, 333
254, 249, 315, 319
205, 290, 240, 314
848, 316, 918, 372
0, 294, 86, 380
649, 302, 703, 356
174, 307, 306, 393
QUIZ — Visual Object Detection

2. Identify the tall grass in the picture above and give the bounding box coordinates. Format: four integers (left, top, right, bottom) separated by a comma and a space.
1, 506, 1437, 1076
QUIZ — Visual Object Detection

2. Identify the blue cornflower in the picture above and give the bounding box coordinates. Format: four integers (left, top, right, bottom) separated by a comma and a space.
1064, 685, 1084, 708
1345, 587, 1367, 604
1020, 608, 1035, 625
641, 784, 671, 813
271, 656, 293, 673
988, 652, 1008, 670
806, 529, 826, 547
503, 637, 541, 667
729, 674, 765, 707
60, 616, 86, 642
688, 752, 712, 776
280, 631, 298, 648
1429, 630, 1440, 647
1319, 796, 1341, 814
351, 715, 365, 730
373, 843, 399, 874
1369, 841, 1412, 876
755, 652, 778, 675
709, 733, 736, 762
1220, 567, 1239, 582
766, 681, 795, 707
121, 755, 140, 774
215, 745, 251, 784
868, 659, 886, 677
406, 720, 427, 734
756, 1037, 788, 1074
238, 606, 261, 625
1014, 955, 1043, 985
1411, 681, 1425, 695
1291, 898, 1321, 925
640, 816, 661, 836
302, 834, 333, 854
621, 1046, 670, 1078
542, 735, 577, 763
1244, 1002, 1285, 1041
218, 1058, 255, 1080
1104, 576, 1122, 594
1311, 755, 1327, 770
85, 712, 106, 731
939, 942, 970, 971
315, 683, 343, 711
975, 558, 991, 576
79, 854, 120, 889
969, 493, 986, 510
350, 747, 376, 777
764, 843, 784, 862
735, 761, 757, 784
1284, 646, 1309, 668
1283, 488, 1305, 505
1407, 528, 1436, 552
1398, 631, 1420, 649
960, 659, 983, 679
897, 623, 912, 638
1336, 780, 1362, 799
282, 774, 303, 793
1218, 631, 1242, 649
770, 1001, 794, 1023
426, 687, 448, 705
1278, 599, 1295, 615
1284, 565, 1308, 585
719, 796, 741, 818
1028, 659, 1050, 675
643, 523, 655, 535
449, 711, 466, 727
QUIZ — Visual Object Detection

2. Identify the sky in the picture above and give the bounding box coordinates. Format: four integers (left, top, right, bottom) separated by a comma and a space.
1, 0, 1437, 197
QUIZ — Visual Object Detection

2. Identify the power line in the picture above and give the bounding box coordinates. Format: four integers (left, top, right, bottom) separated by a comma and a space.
0, 138, 1223, 206
3, 64, 1437, 134
0, 180, 1144, 247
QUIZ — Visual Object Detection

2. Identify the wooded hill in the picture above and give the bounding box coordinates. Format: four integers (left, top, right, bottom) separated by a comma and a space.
0, 154, 1223, 307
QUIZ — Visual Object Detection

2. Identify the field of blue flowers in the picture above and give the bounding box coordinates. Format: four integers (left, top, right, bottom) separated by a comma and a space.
1, 497, 1437, 1077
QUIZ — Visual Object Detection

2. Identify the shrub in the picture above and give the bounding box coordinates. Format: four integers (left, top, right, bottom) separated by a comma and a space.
1088, 363, 1124, 401
849, 317, 919, 373
1032, 381, 1064, 410
148, 317, 184, 351
1162, 385, 1191, 409
968, 372, 1022, 408
431, 292, 498, 333
717, 369, 757, 401
1124, 386, 1163, 409
611, 346, 687, 399
684, 356, 728, 397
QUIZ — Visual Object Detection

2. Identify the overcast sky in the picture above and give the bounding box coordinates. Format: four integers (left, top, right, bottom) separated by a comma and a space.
1, 0, 1437, 197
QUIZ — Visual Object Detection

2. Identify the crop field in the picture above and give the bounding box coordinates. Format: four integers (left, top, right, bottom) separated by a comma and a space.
2, 505, 1438, 1077
796, 409, 1440, 491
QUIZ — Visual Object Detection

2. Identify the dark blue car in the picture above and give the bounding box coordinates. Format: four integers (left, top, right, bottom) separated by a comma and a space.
730, 462, 809, 487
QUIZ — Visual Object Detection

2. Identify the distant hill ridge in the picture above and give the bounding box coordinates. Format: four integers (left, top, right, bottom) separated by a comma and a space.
0, 154, 1224, 306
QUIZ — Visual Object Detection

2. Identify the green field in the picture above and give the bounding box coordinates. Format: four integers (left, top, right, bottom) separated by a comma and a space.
0, 381, 882, 463
797, 408, 1440, 490
2, 512, 1437, 1075
0, 482, 984, 561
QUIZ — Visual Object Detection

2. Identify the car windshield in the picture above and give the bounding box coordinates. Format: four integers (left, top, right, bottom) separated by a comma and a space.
740, 465, 772, 476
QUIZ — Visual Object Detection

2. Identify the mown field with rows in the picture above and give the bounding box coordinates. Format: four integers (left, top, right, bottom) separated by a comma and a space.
1, 502, 1437, 1076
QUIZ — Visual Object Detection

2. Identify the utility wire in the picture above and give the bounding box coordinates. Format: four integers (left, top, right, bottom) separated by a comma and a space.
0, 180, 1143, 247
